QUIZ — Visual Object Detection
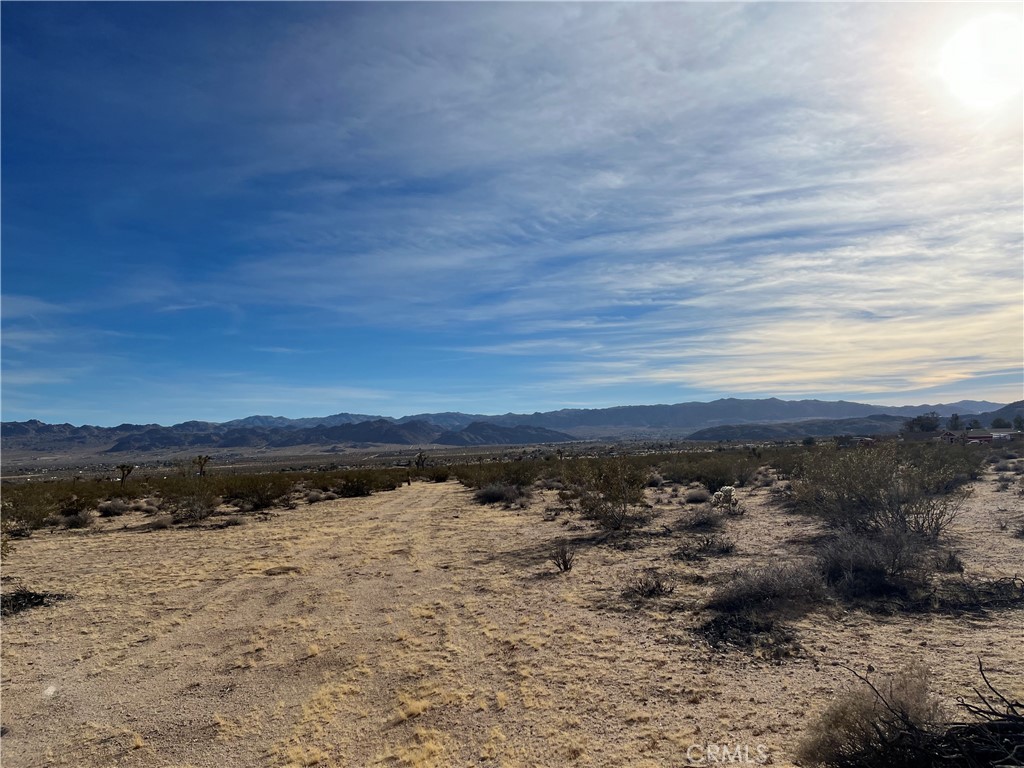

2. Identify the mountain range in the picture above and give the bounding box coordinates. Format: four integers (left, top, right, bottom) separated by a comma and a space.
1, 398, 1017, 458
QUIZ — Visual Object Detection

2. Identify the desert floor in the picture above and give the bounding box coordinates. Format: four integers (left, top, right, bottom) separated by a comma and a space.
2, 473, 1022, 768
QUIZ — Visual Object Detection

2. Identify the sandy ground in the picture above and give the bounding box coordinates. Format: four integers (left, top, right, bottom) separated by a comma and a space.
2, 472, 1022, 768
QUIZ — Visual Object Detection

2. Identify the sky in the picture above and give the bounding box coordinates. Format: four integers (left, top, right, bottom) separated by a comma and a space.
2, 2, 1022, 427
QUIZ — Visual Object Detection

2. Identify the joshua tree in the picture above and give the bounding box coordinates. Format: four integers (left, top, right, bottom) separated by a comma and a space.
192, 455, 211, 477
116, 464, 134, 488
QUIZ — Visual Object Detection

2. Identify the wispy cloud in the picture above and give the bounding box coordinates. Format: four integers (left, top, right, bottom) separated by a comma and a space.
1, 2, 1020, 424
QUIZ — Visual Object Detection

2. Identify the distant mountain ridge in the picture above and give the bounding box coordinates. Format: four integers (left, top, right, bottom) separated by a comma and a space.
1, 398, 1011, 456
687, 401, 1024, 442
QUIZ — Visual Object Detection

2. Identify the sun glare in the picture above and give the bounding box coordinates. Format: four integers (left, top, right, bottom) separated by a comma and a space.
939, 13, 1023, 111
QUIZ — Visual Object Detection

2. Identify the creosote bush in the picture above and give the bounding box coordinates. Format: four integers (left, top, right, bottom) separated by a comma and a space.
792, 443, 972, 538
219, 474, 295, 511
165, 481, 220, 523
563, 458, 648, 531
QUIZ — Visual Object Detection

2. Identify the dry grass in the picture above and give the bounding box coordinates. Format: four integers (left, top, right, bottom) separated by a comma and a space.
1, 470, 1021, 768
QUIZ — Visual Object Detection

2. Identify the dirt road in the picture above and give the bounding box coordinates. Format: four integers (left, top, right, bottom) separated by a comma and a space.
2, 479, 1021, 767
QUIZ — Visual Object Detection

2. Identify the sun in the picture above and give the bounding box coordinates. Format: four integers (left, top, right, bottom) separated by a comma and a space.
939, 13, 1023, 111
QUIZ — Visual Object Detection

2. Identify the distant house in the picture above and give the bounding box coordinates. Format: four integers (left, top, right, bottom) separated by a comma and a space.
940, 429, 994, 444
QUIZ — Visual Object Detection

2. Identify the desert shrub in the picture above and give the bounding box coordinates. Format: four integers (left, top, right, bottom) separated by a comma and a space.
903, 443, 984, 493
684, 487, 711, 504
708, 563, 825, 616
695, 613, 803, 659
815, 530, 930, 601
931, 576, 1024, 612
166, 481, 219, 523
97, 499, 129, 517
691, 455, 743, 493
219, 474, 295, 511
306, 490, 325, 504
1, 518, 15, 559
625, 569, 675, 599
535, 475, 566, 491
474, 483, 527, 506
565, 458, 648, 531
0, 488, 54, 531
57, 494, 90, 517
550, 541, 577, 573
678, 507, 723, 531
647, 473, 664, 488
796, 663, 944, 768
456, 460, 543, 490
675, 534, 736, 561
149, 515, 173, 530
332, 475, 373, 498
764, 446, 806, 480
420, 466, 451, 483
792, 444, 968, 538
61, 508, 94, 529
661, 459, 698, 485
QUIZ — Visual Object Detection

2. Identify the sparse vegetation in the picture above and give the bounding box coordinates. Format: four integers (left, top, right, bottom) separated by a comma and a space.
97, 499, 129, 517
1, 437, 1020, 766
797, 662, 945, 768
624, 569, 675, 599
674, 533, 736, 561
549, 541, 577, 573
791, 443, 973, 538
798, 661, 1024, 768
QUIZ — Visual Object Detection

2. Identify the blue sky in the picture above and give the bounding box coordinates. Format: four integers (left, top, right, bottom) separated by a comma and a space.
2, 2, 1022, 426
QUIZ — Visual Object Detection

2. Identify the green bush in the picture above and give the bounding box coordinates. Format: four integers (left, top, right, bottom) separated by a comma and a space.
564, 458, 648, 530
419, 466, 451, 483
163, 480, 220, 523
218, 474, 296, 511
791, 444, 969, 538
455, 460, 542, 490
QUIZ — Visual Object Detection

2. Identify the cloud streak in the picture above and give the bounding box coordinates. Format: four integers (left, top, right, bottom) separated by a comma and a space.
1, 2, 1020, 424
